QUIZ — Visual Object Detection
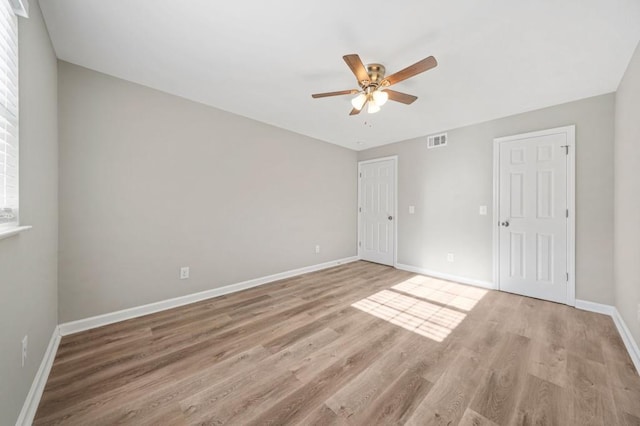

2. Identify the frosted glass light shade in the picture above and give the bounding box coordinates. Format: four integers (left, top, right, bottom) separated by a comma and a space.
372, 90, 388, 106
351, 93, 367, 110
367, 101, 381, 114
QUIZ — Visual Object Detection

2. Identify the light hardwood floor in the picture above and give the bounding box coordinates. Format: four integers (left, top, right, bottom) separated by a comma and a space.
35, 261, 640, 425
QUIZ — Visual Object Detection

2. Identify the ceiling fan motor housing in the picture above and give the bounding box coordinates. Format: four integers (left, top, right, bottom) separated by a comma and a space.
365, 63, 386, 87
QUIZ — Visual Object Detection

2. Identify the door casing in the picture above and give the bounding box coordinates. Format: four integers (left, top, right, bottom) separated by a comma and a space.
492, 125, 576, 306
357, 156, 398, 267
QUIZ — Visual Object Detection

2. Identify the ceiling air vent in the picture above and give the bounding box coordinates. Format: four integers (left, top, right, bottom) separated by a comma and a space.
427, 132, 447, 149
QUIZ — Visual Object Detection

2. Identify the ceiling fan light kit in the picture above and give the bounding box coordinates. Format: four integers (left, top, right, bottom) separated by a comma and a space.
312, 54, 437, 115
351, 93, 367, 110
372, 90, 388, 106
367, 101, 381, 114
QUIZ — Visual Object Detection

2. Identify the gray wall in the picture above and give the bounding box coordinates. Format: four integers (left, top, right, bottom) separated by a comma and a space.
359, 94, 615, 305
614, 41, 640, 346
0, 2, 59, 424
58, 62, 357, 322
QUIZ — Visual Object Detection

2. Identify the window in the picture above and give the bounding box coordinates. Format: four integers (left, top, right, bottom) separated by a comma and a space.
0, 0, 19, 229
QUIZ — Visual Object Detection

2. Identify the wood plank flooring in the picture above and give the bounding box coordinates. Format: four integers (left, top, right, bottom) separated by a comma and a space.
35, 261, 640, 425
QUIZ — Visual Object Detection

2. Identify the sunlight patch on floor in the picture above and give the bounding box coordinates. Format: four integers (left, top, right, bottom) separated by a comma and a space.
392, 275, 488, 312
351, 276, 488, 342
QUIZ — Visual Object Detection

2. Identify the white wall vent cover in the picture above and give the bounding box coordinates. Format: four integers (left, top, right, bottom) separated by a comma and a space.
427, 133, 447, 149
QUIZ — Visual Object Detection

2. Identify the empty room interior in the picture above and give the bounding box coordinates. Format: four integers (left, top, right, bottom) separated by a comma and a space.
2, 0, 640, 424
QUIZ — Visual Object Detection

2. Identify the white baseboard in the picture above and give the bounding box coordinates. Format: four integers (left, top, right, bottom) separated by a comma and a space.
612, 308, 640, 374
59, 256, 359, 336
395, 263, 496, 290
15, 326, 61, 426
574, 299, 616, 316
576, 299, 640, 375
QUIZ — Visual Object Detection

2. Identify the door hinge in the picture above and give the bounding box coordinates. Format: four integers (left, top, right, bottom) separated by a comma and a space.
358, 241, 361, 247
359, 172, 362, 178
566, 209, 569, 218
561, 145, 569, 155
358, 207, 362, 213
566, 272, 569, 282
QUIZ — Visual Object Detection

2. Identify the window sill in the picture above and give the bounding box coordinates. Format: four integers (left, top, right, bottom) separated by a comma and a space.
0, 225, 32, 241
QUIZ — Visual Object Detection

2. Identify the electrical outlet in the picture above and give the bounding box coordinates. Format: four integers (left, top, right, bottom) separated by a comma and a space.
180, 267, 190, 280
21, 335, 27, 367
409, 205, 415, 214
479, 205, 487, 215
315, 245, 320, 254
447, 253, 454, 262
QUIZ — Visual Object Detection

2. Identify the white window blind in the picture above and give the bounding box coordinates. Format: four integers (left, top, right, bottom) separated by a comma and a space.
0, 0, 18, 229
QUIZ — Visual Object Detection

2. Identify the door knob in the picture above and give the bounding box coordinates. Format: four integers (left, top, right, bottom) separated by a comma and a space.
501, 220, 510, 227
388, 216, 393, 220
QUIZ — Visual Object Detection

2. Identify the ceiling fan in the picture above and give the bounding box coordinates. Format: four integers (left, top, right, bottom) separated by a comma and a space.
311, 54, 437, 115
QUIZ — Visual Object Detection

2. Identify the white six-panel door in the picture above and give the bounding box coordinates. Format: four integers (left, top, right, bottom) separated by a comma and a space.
358, 158, 396, 266
496, 127, 574, 304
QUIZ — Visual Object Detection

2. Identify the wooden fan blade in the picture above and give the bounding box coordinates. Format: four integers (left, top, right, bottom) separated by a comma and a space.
312, 89, 359, 98
343, 54, 370, 84
385, 89, 418, 104
349, 106, 363, 116
382, 56, 437, 87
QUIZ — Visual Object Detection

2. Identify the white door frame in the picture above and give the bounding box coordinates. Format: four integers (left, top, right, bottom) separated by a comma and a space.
357, 156, 398, 267
492, 125, 576, 306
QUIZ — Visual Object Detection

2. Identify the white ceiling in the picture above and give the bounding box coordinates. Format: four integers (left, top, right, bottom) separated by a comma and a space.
39, 0, 640, 150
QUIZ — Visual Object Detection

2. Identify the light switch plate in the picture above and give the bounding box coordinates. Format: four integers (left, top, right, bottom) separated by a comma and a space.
409, 206, 415, 214
479, 205, 487, 215
180, 267, 190, 279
